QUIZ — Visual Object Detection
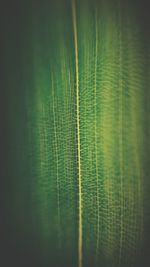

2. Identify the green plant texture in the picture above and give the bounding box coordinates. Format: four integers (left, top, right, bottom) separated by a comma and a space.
4, 0, 150, 267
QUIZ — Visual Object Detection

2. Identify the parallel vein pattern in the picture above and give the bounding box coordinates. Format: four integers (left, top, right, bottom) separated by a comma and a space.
9, 1, 150, 267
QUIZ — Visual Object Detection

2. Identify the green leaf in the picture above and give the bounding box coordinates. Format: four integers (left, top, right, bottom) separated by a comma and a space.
6, 0, 150, 267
